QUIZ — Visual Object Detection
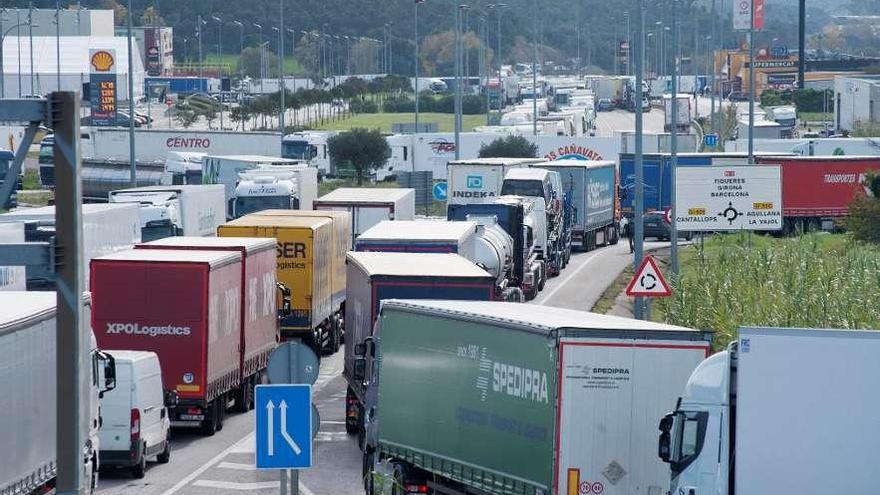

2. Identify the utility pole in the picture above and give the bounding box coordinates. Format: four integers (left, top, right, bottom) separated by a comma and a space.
710, 0, 717, 134
127, 0, 136, 186
414, 0, 425, 170
670, 0, 679, 275
633, 0, 646, 320
748, 0, 755, 162
797, 0, 805, 89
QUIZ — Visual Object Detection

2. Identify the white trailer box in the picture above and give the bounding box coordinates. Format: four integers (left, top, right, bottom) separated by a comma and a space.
0, 292, 106, 495
0, 204, 141, 288
663, 94, 693, 131
82, 128, 282, 162
108, 185, 226, 239
0, 222, 26, 291
665, 326, 880, 495
201, 154, 308, 205
446, 158, 544, 206
314, 188, 416, 243
354, 220, 478, 261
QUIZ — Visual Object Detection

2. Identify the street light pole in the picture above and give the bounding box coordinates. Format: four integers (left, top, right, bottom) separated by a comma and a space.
56, 0, 61, 91
28, 1, 34, 95
279, 0, 285, 134
710, 0, 716, 134
531, 0, 537, 135
17, 9, 22, 97
634, 0, 646, 320
748, 0, 755, 162
1, 22, 30, 98
213, 16, 224, 130
415, 0, 425, 146
254, 23, 263, 95
454, 5, 464, 160
127, 0, 136, 186
670, 0, 679, 275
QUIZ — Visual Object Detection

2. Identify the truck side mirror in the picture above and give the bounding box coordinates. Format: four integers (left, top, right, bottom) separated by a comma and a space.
100, 352, 116, 394
353, 358, 367, 381
164, 390, 179, 408
658, 413, 674, 463
276, 283, 292, 317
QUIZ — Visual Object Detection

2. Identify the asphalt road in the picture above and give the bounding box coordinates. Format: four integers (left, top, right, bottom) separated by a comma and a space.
593, 96, 723, 138
93, 239, 663, 495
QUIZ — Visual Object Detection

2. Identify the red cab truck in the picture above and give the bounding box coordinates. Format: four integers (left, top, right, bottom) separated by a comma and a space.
91, 249, 243, 435
754, 155, 880, 233
135, 236, 280, 412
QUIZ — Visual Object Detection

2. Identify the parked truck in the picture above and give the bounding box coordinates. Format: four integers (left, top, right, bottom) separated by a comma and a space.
660, 326, 880, 495
0, 203, 141, 290
201, 155, 308, 211
447, 195, 547, 300
232, 165, 318, 218
91, 248, 261, 435
663, 93, 693, 132
355, 220, 478, 261
134, 237, 281, 412
108, 185, 226, 241
753, 155, 880, 233
531, 160, 619, 250
219, 215, 343, 354
357, 300, 711, 495
764, 105, 797, 138
38, 153, 167, 200
343, 252, 496, 439
446, 158, 544, 207
0, 292, 116, 495
314, 188, 416, 245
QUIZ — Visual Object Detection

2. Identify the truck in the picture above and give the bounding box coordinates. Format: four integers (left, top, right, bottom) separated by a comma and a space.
164, 151, 207, 185
446, 158, 544, 207
754, 155, 880, 233
200, 155, 310, 214
219, 215, 342, 354
357, 300, 711, 495
501, 168, 569, 275
144, 76, 209, 95
246, 209, 352, 334
0, 203, 141, 290
313, 188, 416, 244
0, 292, 116, 495
660, 326, 880, 495
91, 249, 246, 435
663, 93, 693, 132
447, 195, 547, 300
79, 128, 282, 163
38, 150, 167, 200
232, 165, 319, 218
134, 237, 281, 412
343, 253, 496, 439
0, 148, 17, 210
108, 185, 226, 241
354, 220, 478, 261
282, 131, 334, 176
531, 160, 619, 250
764, 105, 797, 138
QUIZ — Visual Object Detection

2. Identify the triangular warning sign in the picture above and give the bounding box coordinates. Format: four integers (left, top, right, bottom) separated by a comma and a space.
625, 256, 672, 297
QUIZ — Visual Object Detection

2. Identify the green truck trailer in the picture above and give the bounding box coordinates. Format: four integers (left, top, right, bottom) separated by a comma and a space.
356, 300, 711, 495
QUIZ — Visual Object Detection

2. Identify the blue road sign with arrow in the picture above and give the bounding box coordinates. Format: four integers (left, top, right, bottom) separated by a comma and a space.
433, 181, 448, 201
255, 384, 312, 469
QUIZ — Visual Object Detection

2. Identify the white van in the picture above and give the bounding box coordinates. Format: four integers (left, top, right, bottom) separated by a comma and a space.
99, 351, 173, 478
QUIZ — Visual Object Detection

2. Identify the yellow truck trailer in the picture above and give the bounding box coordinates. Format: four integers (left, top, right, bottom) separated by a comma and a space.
219, 214, 340, 354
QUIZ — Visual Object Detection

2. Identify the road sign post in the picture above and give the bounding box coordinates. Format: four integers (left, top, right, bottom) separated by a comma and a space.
433, 181, 448, 202
256, 384, 313, 471
267, 340, 320, 386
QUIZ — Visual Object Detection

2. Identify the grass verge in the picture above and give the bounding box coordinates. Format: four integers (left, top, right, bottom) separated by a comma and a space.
657, 233, 880, 351
314, 113, 488, 133
798, 111, 832, 122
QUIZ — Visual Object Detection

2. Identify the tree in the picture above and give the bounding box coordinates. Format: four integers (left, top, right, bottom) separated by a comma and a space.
230, 105, 251, 131
202, 107, 217, 130
240, 47, 279, 79
174, 108, 198, 128
101, 0, 127, 26
478, 135, 538, 159
327, 128, 391, 185
845, 171, 880, 243
140, 6, 166, 26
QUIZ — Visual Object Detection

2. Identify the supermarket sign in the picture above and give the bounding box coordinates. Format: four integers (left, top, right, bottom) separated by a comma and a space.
674, 165, 782, 231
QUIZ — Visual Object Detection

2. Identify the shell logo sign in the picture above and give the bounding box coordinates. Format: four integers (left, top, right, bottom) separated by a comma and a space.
90, 50, 115, 72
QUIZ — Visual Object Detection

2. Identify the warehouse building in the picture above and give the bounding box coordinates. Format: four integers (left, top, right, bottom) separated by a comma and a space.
834, 75, 880, 133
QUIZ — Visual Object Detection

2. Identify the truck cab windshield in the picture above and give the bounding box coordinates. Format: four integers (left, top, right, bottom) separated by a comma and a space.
282, 140, 316, 160
234, 196, 292, 217
501, 180, 547, 202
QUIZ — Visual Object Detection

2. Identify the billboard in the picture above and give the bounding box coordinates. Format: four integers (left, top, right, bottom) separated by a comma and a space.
89, 49, 118, 127
675, 165, 782, 231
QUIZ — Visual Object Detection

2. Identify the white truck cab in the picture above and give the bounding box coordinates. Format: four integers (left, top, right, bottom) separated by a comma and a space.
99, 351, 173, 478
232, 165, 318, 218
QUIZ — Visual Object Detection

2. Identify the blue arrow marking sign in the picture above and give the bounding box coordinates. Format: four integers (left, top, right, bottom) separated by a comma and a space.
704, 133, 718, 147
433, 181, 448, 201
255, 384, 312, 469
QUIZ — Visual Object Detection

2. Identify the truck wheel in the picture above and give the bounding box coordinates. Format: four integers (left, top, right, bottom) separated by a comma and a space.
538, 269, 546, 291
157, 436, 171, 464
131, 444, 147, 479
216, 401, 225, 432
235, 380, 251, 413
610, 225, 619, 245
331, 321, 342, 354
201, 404, 218, 436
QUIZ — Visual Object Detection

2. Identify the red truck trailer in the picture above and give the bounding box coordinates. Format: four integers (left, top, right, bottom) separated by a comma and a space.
755, 155, 880, 233
136, 236, 280, 412
91, 249, 242, 435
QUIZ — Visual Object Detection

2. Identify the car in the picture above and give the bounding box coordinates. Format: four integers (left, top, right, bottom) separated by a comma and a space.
641, 211, 693, 241
99, 350, 175, 478
597, 98, 614, 112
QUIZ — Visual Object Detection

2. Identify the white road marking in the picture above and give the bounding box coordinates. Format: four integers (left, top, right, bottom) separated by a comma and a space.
160, 354, 342, 495
192, 480, 278, 490
319, 420, 347, 425
217, 462, 258, 471
535, 248, 605, 304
